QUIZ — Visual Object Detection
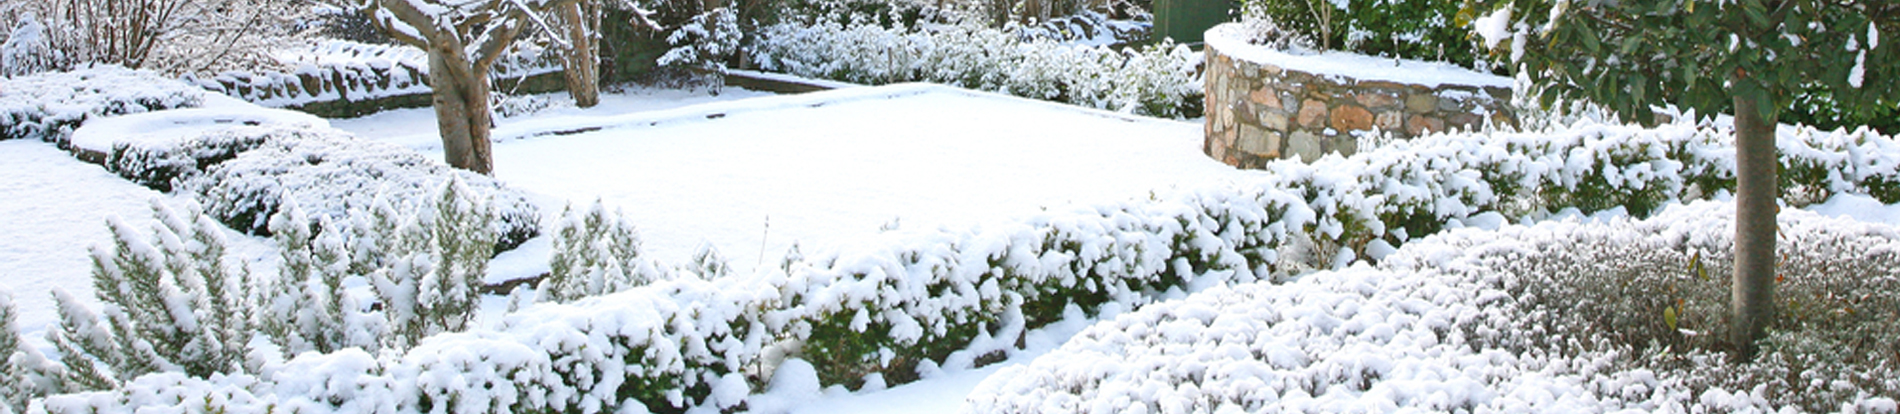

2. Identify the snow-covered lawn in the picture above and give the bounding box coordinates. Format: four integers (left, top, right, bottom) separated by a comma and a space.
333, 84, 1239, 277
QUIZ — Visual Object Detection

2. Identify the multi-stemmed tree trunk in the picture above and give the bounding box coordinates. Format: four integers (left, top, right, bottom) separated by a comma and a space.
557, 0, 601, 108
358, 0, 570, 174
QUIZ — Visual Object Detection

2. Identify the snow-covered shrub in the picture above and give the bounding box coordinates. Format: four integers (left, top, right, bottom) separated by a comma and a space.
175, 125, 539, 252
0, 287, 56, 414
1464, 204, 1900, 413
767, 186, 1304, 388
378, 178, 497, 348
39, 276, 780, 414
100, 126, 275, 192
658, 7, 741, 74
749, 18, 1203, 118
966, 201, 1900, 413
0, 66, 203, 143
542, 201, 671, 303
0, 13, 59, 77
45, 200, 250, 389
259, 201, 372, 355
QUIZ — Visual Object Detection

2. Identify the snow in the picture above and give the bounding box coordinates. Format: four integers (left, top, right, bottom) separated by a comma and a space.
9, 64, 1900, 414
68, 101, 328, 154
334, 84, 1237, 275
1205, 23, 1513, 89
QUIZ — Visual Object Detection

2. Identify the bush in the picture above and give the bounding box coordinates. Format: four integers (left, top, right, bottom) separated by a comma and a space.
1240, 0, 1482, 68
0, 66, 202, 144
173, 125, 540, 253
749, 18, 1204, 118
965, 201, 1900, 412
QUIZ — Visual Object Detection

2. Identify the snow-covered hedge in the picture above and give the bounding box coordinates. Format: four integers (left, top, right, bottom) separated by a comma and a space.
749, 19, 1203, 118
171, 125, 540, 251
0, 66, 203, 143
36, 117, 1900, 412
964, 200, 1900, 413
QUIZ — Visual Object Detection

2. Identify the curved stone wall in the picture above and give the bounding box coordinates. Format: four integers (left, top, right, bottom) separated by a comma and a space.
1203, 23, 1516, 168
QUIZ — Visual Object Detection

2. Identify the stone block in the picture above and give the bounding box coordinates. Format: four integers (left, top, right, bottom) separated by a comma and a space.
1405, 94, 1437, 114
1238, 125, 1281, 157
1438, 96, 1464, 112
1330, 104, 1374, 132
1297, 99, 1329, 129
1447, 112, 1483, 131
1375, 111, 1403, 132
1354, 92, 1399, 109
1289, 131, 1323, 163
1406, 114, 1445, 136
1251, 87, 1281, 109
1261, 111, 1289, 131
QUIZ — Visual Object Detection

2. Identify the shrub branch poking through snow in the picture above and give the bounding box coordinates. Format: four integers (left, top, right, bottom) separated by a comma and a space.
541, 200, 669, 303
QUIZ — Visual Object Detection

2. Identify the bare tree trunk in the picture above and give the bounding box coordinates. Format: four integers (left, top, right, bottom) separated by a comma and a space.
1730, 94, 1779, 361
425, 43, 496, 175
558, 0, 600, 108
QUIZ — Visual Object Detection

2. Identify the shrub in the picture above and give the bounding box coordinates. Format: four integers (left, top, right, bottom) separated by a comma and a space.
45, 200, 250, 388
174, 125, 540, 252
1240, 0, 1482, 68
748, 18, 1204, 118
0, 66, 202, 144
541, 201, 672, 303
965, 201, 1900, 412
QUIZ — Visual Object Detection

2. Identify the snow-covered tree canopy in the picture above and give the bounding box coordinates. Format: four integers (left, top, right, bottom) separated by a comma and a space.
1468, 0, 1896, 124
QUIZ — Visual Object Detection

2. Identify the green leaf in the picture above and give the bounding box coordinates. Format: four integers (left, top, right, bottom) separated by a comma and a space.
1664, 305, 1679, 330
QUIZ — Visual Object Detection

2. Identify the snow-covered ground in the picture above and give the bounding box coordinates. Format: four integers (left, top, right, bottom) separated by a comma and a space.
332, 84, 1241, 277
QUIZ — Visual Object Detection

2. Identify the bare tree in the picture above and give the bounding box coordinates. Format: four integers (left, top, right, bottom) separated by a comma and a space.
0, 0, 313, 75
348, 0, 577, 174
555, 0, 602, 107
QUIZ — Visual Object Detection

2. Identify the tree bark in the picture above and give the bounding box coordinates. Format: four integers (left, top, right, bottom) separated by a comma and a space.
558, 0, 600, 108
425, 43, 496, 175
1730, 93, 1778, 361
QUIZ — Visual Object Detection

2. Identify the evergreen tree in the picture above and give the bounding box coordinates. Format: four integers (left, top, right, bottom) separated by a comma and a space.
0, 288, 47, 413
689, 242, 731, 279
264, 202, 365, 355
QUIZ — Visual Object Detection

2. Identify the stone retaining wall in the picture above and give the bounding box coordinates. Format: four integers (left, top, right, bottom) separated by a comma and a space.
1202, 24, 1515, 168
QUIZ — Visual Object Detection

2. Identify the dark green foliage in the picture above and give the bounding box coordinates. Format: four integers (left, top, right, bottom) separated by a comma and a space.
1242, 0, 1481, 66
1468, 0, 1897, 126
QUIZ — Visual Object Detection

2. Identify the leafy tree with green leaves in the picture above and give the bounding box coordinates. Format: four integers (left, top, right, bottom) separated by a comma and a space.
1465, 0, 1897, 359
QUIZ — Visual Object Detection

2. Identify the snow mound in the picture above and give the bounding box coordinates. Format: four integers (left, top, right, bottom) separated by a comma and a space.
0, 65, 203, 143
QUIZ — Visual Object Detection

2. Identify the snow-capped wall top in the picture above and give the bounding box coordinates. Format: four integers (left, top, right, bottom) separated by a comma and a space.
1204, 23, 1512, 89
